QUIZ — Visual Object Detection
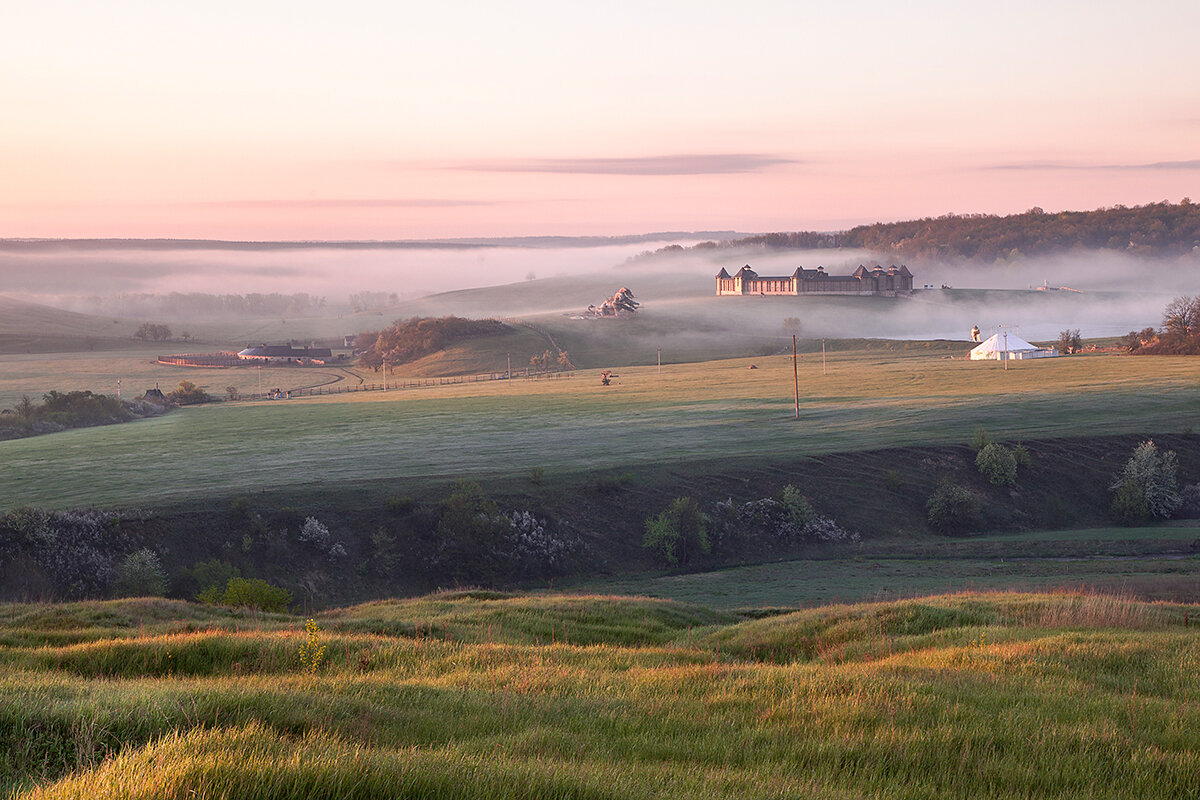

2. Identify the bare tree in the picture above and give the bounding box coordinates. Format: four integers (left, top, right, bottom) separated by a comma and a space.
1161, 296, 1199, 339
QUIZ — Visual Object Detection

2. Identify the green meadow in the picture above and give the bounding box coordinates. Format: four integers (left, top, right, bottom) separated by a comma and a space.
2, 590, 1198, 799
2, 349, 1197, 510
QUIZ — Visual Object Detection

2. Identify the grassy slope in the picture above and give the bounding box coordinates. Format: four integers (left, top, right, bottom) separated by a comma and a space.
575, 527, 1200, 609
2, 348, 1197, 510
3, 591, 1199, 799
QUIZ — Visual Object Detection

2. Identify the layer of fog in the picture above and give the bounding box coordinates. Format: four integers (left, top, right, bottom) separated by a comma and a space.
0, 236, 720, 314
401, 246, 1198, 342
2, 237, 1196, 342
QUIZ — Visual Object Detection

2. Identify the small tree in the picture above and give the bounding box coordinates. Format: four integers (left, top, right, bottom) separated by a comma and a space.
926, 482, 982, 535
1056, 329, 1082, 355
976, 442, 1018, 486
1110, 440, 1180, 524
643, 496, 709, 566
113, 549, 168, 597
1161, 296, 1199, 339
167, 380, 211, 405
777, 485, 815, 527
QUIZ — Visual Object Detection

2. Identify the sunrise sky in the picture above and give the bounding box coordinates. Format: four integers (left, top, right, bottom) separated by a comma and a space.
2, 0, 1198, 240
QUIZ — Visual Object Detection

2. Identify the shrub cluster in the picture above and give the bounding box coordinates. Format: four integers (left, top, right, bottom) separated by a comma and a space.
646, 487, 855, 567
427, 481, 582, 582
198, 577, 292, 612
298, 516, 346, 561
0, 508, 137, 599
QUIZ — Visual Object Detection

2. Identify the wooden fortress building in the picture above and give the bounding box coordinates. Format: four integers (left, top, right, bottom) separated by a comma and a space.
715, 264, 914, 297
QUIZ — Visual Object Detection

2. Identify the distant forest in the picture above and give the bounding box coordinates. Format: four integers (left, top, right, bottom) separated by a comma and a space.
650, 201, 1200, 263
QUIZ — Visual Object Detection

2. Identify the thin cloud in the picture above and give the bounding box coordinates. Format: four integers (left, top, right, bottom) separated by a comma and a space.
453, 153, 797, 175
983, 159, 1200, 171
186, 198, 499, 209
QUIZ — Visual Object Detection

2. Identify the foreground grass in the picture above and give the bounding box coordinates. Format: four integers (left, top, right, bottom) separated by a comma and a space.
3, 348, 1199, 509
2, 590, 1199, 799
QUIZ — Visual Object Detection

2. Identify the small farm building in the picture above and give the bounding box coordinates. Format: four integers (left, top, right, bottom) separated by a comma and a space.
969, 333, 1058, 361
237, 345, 332, 364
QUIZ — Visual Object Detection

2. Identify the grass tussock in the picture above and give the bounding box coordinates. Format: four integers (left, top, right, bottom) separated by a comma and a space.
3, 590, 1200, 799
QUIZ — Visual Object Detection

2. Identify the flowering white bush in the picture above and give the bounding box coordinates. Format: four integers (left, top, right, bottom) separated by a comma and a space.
502, 510, 577, 572
1110, 440, 1181, 521
712, 489, 855, 554
299, 516, 332, 547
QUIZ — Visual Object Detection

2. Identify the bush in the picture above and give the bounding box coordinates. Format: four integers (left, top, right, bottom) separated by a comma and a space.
926, 482, 982, 535
430, 480, 511, 582
299, 517, 331, 548
199, 577, 292, 612
643, 497, 709, 567
1110, 480, 1151, 526
113, 549, 168, 597
976, 442, 1018, 486
167, 380, 211, 405
1109, 440, 1180, 523
386, 495, 415, 514
173, 559, 240, 601
1178, 483, 1200, 519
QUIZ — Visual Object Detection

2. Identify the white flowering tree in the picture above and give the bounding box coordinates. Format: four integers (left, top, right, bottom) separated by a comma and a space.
1110, 440, 1181, 524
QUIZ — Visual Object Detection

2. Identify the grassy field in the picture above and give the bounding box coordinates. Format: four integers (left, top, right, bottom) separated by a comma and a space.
2, 590, 1198, 798
0, 325, 554, 409
575, 536, 1200, 608
2, 348, 1198, 510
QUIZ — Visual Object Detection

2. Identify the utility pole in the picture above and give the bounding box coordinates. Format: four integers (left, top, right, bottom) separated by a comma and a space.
507, 353, 511, 383
822, 338, 827, 376
793, 334, 800, 420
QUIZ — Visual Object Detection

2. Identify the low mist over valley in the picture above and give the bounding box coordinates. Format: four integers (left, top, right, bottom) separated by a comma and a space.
3, 225, 1197, 345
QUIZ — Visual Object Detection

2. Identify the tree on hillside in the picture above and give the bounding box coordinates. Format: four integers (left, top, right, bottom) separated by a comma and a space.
1110, 440, 1181, 524
643, 497, 710, 567
134, 323, 172, 342
1162, 296, 1199, 338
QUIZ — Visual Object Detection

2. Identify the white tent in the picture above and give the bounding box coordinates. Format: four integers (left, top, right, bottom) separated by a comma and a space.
969, 332, 1058, 360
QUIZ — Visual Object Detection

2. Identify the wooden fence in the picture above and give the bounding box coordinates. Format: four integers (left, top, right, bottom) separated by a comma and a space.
243, 368, 575, 401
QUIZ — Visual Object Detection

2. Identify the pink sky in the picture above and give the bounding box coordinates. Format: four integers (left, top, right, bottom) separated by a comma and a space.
2, 1, 1198, 240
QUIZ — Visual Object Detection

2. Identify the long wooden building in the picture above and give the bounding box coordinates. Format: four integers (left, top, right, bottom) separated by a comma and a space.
715, 264, 913, 296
